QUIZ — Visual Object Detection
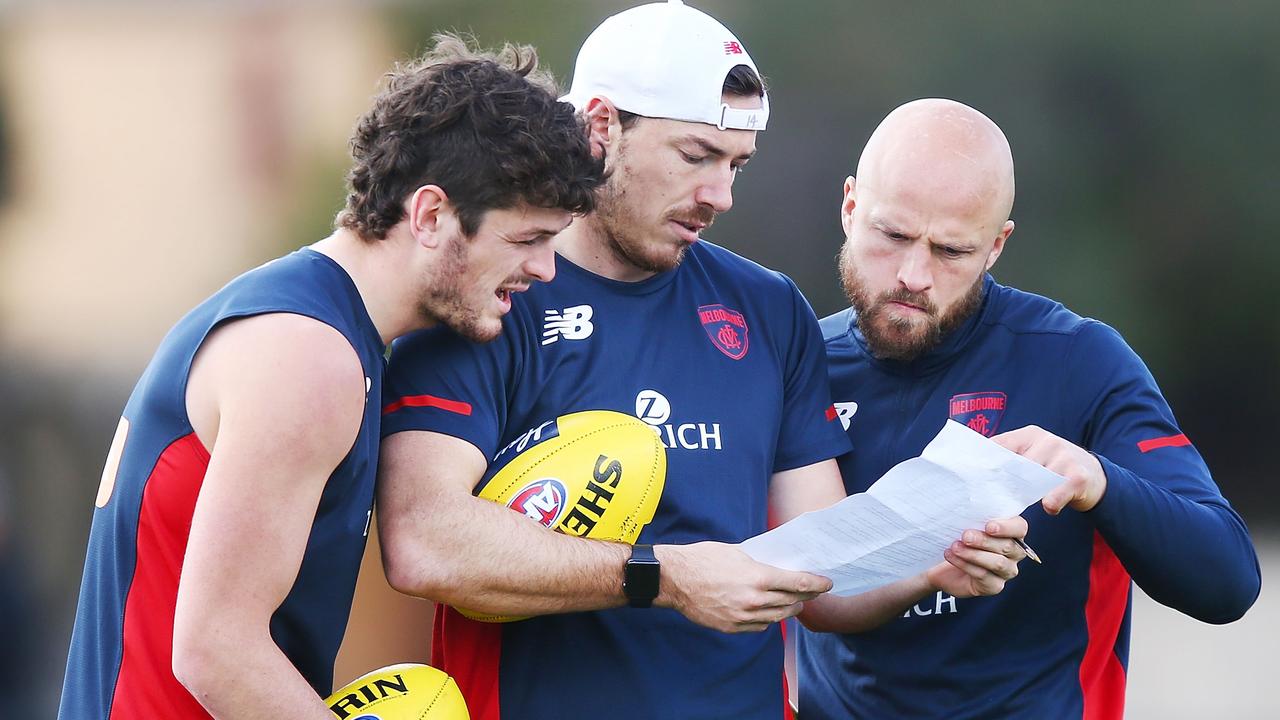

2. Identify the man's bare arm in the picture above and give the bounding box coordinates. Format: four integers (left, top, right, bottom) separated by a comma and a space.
173, 314, 366, 718
377, 430, 831, 632
377, 430, 631, 613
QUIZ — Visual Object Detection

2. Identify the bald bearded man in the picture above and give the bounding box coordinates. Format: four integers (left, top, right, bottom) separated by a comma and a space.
796, 99, 1260, 719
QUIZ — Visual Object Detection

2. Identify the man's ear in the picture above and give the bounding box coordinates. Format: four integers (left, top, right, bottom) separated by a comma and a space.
407, 184, 450, 248
583, 96, 624, 164
840, 176, 857, 237
985, 219, 1015, 270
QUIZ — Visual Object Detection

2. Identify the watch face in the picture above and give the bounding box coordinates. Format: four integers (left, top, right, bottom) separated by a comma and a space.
625, 546, 660, 607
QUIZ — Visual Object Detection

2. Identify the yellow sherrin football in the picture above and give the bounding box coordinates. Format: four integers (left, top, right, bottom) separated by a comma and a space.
458, 409, 667, 622
326, 663, 469, 719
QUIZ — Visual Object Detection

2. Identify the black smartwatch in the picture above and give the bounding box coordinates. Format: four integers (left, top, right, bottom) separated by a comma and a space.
623, 544, 660, 608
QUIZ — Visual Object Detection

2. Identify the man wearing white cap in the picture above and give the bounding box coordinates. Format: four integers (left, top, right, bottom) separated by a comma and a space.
377, 4, 1029, 717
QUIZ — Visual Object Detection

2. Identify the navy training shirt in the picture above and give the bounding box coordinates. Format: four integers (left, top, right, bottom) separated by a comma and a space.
60, 249, 386, 719
797, 275, 1260, 720
383, 240, 850, 720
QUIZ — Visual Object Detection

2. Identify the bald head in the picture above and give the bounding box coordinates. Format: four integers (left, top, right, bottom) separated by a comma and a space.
838, 99, 1018, 362
856, 98, 1015, 227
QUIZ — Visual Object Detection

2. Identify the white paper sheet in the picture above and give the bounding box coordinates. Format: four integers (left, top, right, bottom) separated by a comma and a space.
739, 420, 1064, 596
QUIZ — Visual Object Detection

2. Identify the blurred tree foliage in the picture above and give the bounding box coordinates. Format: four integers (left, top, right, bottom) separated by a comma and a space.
381, 1, 1278, 514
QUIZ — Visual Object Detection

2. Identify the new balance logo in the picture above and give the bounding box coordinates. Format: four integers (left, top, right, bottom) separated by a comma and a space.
723, 41, 743, 54
542, 305, 594, 345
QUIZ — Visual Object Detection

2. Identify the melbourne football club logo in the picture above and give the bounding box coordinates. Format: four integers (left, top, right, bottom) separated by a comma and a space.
508, 478, 569, 527
949, 391, 1007, 437
697, 303, 749, 360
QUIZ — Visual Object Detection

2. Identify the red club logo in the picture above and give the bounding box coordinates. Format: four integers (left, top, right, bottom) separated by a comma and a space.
697, 304, 750, 360
949, 391, 1008, 437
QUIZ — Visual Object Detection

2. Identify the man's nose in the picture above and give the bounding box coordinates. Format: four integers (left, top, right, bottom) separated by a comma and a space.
525, 241, 556, 283
693, 169, 734, 214
897, 242, 933, 294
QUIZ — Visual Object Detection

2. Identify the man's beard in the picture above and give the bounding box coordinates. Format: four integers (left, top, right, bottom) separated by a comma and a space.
592, 157, 714, 275
417, 236, 510, 343
839, 249, 984, 362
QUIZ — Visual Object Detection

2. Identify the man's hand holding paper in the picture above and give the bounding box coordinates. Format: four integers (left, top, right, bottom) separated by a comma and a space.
992, 424, 1108, 515
927, 515, 1029, 600
740, 420, 1063, 598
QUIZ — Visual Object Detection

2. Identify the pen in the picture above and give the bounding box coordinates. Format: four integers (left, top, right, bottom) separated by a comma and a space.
1012, 537, 1042, 564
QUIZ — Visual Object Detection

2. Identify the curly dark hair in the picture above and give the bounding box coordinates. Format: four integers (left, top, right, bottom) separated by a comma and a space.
338, 33, 604, 239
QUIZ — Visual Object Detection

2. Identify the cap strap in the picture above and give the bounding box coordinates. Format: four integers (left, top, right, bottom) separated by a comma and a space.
718, 104, 768, 131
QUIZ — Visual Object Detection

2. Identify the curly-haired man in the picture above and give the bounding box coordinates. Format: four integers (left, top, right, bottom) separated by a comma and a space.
58, 34, 602, 720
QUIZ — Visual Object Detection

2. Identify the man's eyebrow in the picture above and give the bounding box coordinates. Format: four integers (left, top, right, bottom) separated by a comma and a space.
512, 225, 565, 241
677, 135, 756, 163
869, 217, 914, 238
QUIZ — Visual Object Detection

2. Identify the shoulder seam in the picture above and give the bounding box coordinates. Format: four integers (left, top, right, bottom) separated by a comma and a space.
983, 313, 1096, 338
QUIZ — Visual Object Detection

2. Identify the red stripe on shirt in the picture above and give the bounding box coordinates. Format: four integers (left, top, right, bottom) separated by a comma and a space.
383, 394, 473, 417
824, 405, 837, 422
1079, 531, 1130, 720
111, 432, 213, 719
781, 619, 795, 720
434, 605, 502, 720
1137, 433, 1190, 453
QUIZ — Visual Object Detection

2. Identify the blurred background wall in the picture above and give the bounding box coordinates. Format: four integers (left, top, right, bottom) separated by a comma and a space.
0, 0, 1273, 716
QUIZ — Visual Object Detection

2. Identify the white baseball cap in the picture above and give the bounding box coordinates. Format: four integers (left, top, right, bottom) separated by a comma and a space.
562, 0, 769, 131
